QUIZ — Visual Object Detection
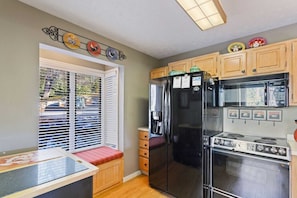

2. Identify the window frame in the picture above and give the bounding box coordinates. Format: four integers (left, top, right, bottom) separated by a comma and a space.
39, 43, 124, 153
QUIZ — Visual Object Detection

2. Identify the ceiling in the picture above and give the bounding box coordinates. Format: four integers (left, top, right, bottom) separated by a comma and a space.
19, 0, 297, 59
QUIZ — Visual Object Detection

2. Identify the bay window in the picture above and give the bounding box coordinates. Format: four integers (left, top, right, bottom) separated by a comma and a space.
39, 58, 118, 152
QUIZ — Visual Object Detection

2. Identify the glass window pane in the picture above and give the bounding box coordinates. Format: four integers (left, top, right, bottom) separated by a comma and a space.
39, 67, 70, 151
75, 73, 102, 149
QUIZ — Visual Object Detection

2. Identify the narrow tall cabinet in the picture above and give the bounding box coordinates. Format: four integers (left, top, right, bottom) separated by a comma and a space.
138, 128, 149, 175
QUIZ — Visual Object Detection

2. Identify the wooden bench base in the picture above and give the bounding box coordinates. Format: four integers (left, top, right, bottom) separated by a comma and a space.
93, 157, 124, 195
73, 147, 124, 196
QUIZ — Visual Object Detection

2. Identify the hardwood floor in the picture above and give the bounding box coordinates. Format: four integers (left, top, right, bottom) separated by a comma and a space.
94, 175, 173, 198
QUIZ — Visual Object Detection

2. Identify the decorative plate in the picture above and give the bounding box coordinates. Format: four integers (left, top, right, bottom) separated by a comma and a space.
105, 47, 119, 61
248, 37, 267, 48
87, 41, 101, 57
227, 42, 245, 53
63, 33, 80, 49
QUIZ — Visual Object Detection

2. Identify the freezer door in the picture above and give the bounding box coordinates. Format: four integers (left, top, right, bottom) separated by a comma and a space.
149, 82, 164, 135
149, 80, 168, 192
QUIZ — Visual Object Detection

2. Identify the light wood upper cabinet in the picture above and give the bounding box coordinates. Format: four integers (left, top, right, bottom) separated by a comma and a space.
150, 66, 168, 79
168, 59, 191, 73
248, 41, 289, 75
191, 52, 219, 77
290, 40, 297, 105
219, 51, 247, 79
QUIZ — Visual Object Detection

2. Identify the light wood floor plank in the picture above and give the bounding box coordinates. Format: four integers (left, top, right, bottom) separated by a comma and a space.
94, 175, 173, 198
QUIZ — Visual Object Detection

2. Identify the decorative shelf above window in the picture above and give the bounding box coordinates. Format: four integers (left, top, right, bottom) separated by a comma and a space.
42, 26, 127, 61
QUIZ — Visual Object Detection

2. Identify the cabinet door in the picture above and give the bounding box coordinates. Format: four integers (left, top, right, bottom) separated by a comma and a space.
150, 66, 168, 79
139, 156, 149, 172
250, 42, 289, 75
291, 40, 297, 105
168, 59, 191, 73
191, 52, 219, 77
219, 51, 247, 79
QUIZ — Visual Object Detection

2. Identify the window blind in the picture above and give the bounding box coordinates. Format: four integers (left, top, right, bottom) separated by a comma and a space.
39, 58, 119, 152
74, 73, 103, 150
39, 67, 70, 150
104, 69, 119, 149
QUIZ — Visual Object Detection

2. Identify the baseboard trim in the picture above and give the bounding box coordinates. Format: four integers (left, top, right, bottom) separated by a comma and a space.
123, 170, 142, 183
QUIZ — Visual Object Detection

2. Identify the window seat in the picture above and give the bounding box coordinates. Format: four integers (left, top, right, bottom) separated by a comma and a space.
74, 146, 124, 195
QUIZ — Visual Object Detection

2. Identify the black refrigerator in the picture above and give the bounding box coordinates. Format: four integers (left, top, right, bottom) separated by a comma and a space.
149, 71, 221, 198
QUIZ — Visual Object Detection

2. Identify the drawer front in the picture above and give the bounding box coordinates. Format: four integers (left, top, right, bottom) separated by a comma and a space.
139, 148, 149, 158
139, 139, 149, 149
139, 156, 149, 172
139, 131, 149, 140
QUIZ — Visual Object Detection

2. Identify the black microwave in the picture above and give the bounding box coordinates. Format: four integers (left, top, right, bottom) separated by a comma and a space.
219, 73, 289, 107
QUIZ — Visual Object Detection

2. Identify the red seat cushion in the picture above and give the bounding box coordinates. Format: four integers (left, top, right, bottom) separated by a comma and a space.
74, 146, 123, 166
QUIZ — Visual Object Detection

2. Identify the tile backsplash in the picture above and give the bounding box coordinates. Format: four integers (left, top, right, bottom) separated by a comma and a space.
223, 107, 297, 138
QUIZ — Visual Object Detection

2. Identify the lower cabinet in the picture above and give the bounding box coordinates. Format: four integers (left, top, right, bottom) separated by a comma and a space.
93, 157, 124, 195
138, 129, 149, 175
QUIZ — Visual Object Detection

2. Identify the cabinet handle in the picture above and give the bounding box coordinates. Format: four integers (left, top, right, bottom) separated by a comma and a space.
252, 68, 257, 72
144, 135, 147, 138
144, 153, 147, 156
241, 70, 245, 73
144, 144, 147, 147
144, 163, 147, 166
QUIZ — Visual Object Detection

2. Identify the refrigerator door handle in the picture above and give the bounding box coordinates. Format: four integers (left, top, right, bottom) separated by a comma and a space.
163, 82, 168, 139
166, 80, 171, 144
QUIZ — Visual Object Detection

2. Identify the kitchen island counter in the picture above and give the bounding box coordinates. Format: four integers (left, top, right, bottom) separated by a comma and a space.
0, 148, 98, 198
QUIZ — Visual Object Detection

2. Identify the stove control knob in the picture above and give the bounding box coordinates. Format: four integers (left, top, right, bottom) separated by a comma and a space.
214, 138, 219, 145
278, 148, 286, 156
270, 147, 277, 154
257, 145, 264, 152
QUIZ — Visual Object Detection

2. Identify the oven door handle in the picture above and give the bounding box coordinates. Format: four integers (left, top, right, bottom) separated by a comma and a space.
212, 148, 290, 166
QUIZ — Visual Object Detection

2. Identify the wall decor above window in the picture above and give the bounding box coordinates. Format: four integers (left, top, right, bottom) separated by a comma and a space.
42, 26, 127, 61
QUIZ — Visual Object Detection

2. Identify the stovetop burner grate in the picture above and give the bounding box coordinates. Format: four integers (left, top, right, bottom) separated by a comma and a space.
254, 139, 277, 145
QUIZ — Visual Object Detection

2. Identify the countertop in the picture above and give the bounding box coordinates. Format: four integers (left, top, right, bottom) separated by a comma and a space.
0, 148, 98, 198
287, 134, 297, 156
138, 127, 148, 131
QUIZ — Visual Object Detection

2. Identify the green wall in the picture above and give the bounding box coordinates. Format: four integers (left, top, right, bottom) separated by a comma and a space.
0, 0, 159, 176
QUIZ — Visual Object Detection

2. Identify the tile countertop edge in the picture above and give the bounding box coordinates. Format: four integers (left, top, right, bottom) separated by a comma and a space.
4, 148, 98, 198
138, 127, 148, 131
287, 134, 297, 156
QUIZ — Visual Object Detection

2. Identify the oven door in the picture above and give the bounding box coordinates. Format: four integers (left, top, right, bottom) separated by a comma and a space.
211, 148, 290, 198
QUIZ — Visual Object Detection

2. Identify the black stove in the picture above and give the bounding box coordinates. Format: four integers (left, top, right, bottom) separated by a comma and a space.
211, 132, 290, 161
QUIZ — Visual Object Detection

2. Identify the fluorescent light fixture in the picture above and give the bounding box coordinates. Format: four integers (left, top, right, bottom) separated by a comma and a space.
176, 0, 227, 30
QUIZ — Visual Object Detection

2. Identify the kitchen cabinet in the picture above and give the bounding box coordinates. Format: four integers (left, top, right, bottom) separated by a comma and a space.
150, 66, 168, 79
138, 129, 149, 175
219, 41, 289, 79
168, 58, 191, 73
191, 52, 219, 77
219, 51, 247, 79
290, 40, 297, 105
291, 155, 297, 198
248, 41, 289, 75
